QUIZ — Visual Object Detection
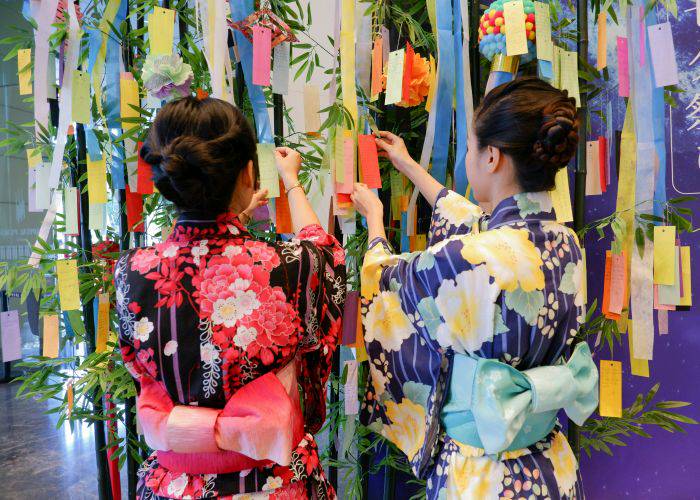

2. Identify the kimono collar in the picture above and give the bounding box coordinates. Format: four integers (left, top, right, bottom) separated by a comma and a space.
168, 210, 249, 242
484, 191, 557, 230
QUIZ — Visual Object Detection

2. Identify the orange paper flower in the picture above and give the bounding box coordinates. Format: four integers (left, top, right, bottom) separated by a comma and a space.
382, 52, 432, 108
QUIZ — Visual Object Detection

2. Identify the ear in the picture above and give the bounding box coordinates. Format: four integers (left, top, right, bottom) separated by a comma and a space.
239, 160, 256, 188
485, 145, 502, 173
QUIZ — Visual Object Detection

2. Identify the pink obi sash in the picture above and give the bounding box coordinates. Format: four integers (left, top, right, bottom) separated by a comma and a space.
137, 362, 304, 475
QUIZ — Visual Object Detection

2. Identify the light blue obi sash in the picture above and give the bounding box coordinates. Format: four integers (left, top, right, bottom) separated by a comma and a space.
440, 342, 599, 455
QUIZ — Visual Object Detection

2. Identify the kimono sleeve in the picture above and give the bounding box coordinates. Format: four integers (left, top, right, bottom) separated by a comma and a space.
291, 224, 347, 433
428, 188, 484, 246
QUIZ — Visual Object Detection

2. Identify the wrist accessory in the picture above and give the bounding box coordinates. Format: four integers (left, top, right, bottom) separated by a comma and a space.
285, 182, 304, 195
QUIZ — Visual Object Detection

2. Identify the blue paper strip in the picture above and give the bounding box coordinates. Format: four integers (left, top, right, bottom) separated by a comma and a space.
229, 0, 273, 144
400, 212, 409, 252
453, 0, 468, 196
431, 0, 455, 185
538, 59, 553, 80
104, 0, 127, 130
85, 128, 102, 160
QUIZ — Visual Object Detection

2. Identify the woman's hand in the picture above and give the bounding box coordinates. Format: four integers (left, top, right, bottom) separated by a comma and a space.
352, 183, 387, 241
375, 131, 416, 174
274, 147, 302, 189
351, 183, 383, 220
240, 189, 268, 224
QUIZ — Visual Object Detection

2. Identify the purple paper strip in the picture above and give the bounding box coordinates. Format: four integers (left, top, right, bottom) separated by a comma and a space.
1, 310, 22, 362
342, 291, 359, 345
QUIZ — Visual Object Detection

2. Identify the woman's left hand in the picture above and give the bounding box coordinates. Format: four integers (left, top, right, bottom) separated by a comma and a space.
351, 183, 383, 220
240, 189, 268, 223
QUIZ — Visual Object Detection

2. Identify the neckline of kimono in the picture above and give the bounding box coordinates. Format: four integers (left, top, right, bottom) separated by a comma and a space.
171, 211, 250, 240
484, 191, 556, 230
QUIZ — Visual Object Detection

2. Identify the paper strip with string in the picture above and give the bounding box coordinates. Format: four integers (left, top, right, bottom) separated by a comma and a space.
341, 0, 358, 128
431, 0, 455, 185
452, 0, 468, 196
229, 0, 273, 143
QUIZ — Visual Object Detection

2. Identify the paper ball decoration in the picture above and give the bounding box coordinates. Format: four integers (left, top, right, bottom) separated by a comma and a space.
381, 51, 432, 108
478, 0, 537, 64
142, 53, 194, 101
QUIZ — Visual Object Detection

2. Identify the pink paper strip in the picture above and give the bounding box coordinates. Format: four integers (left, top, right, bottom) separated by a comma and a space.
617, 37, 629, 97
252, 25, 272, 86
1, 310, 22, 362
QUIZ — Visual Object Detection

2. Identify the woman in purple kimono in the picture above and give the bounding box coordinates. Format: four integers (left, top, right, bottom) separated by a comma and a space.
115, 97, 345, 499
352, 77, 599, 499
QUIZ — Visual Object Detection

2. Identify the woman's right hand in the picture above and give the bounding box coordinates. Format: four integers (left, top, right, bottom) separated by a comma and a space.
375, 131, 416, 174
274, 147, 302, 189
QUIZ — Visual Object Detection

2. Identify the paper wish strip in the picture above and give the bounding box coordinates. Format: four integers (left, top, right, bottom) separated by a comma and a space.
257, 143, 279, 198
17, 48, 32, 95
43, 314, 59, 359
0, 310, 22, 362
631, 238, 654, 360
503, 0, 528, 56
272, 42, 289, 95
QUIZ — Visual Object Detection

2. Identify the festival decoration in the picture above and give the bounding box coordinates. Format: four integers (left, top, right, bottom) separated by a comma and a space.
382, 50, 431, 108
142, 52, 194, 101
478, 0, 537, 91
228, 8, 298, 48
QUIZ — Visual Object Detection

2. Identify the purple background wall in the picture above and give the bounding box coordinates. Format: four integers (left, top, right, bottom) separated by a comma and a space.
579, 3, 700, 499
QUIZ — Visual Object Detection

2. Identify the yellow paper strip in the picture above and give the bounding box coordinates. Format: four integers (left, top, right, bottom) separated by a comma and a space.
628, 324, 650, 377
559, 49, 581, 107
425, 55, 437, 112
56, 259, 81, 311
551, 167, 573, 223
335, 126, 345, 183
534, 2, 553, 61
597, 11, 607, 70
18, 48, 32, 95
149, 7, 175, 56
340, 0, 358, 127
503, 1, 528, 56
96, 293, 110, 353
43, 314, 59, 358
599, 360, 622, 418
87, 156, 108, 205
120, 76, 140, 132
72, 70, 91, 124
26, 148, 42, 168
680, 246, 692, 306
257, 143, 280, 198
653, 226, 676, 285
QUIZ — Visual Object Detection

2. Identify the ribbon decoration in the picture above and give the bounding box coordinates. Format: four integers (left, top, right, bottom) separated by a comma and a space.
229, 0, 273, 143
452, 0, 468, 196
31, 0, 59, 137
431, 0, 455, 185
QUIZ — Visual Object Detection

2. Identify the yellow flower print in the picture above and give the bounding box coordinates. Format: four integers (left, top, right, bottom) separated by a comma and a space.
382, 398, 426, 461
435, 191, 483, 229
361, 244, 399, 299
460, 227, 545, 292
542, 431, 578, 496
363, 290, 416, 352
444, 451, 505, 499
434, 266, 500, 353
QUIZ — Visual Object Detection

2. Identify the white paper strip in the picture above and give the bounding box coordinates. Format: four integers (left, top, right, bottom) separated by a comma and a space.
28, 192, 60, 266
460, 0, 475, 140
272, 42, 290, 95
64, 187, 79, 235
48, 1, 81, 190
631, 237, 654, 360
355, 2, 372, 97
35, 163, 51, 210
344, 360, 359, 415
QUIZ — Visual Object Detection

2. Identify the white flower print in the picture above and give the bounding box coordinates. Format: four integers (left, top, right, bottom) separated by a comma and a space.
210, 289, 260, 327
363, 290, 416, 352
133, 317, 154, 342
167, 473, 188, 497
233, 326, 257, 350
200, 342, 219, 364
191, 240, 209, 265
435, 190, 482, 229
262, 475, 283, 491
222, 244, 243, 258
162, 243, 179, 258
163, 340, 178, 356
227, 224, 240, 235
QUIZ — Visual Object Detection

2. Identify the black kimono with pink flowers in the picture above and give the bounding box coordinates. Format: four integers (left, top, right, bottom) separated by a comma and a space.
115, 211, 346, 499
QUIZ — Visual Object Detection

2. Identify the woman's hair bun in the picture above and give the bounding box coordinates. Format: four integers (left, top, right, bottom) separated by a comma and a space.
474, 77, 580, 192
141, 96, 258, 213
533, 96, 579, 169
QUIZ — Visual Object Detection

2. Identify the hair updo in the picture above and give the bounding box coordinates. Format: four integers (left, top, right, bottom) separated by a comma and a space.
474, 76, 579, 192
140, 97, 258, 213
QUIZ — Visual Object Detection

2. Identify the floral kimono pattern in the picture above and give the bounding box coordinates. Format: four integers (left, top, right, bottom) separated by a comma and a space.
116, 212, 346, 499
361, 189, 586, 499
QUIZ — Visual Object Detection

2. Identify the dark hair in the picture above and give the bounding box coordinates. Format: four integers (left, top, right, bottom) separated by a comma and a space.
474, 76, 579, 192
140, 97, 258, 213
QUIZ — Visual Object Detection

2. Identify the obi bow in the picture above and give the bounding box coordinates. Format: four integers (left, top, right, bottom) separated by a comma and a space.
137, 361, 304, 472
442, 342, 598, 455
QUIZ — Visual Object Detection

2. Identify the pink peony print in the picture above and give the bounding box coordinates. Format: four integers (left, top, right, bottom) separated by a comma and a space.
244, 240, 280, 270
130, 248, 160, 274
